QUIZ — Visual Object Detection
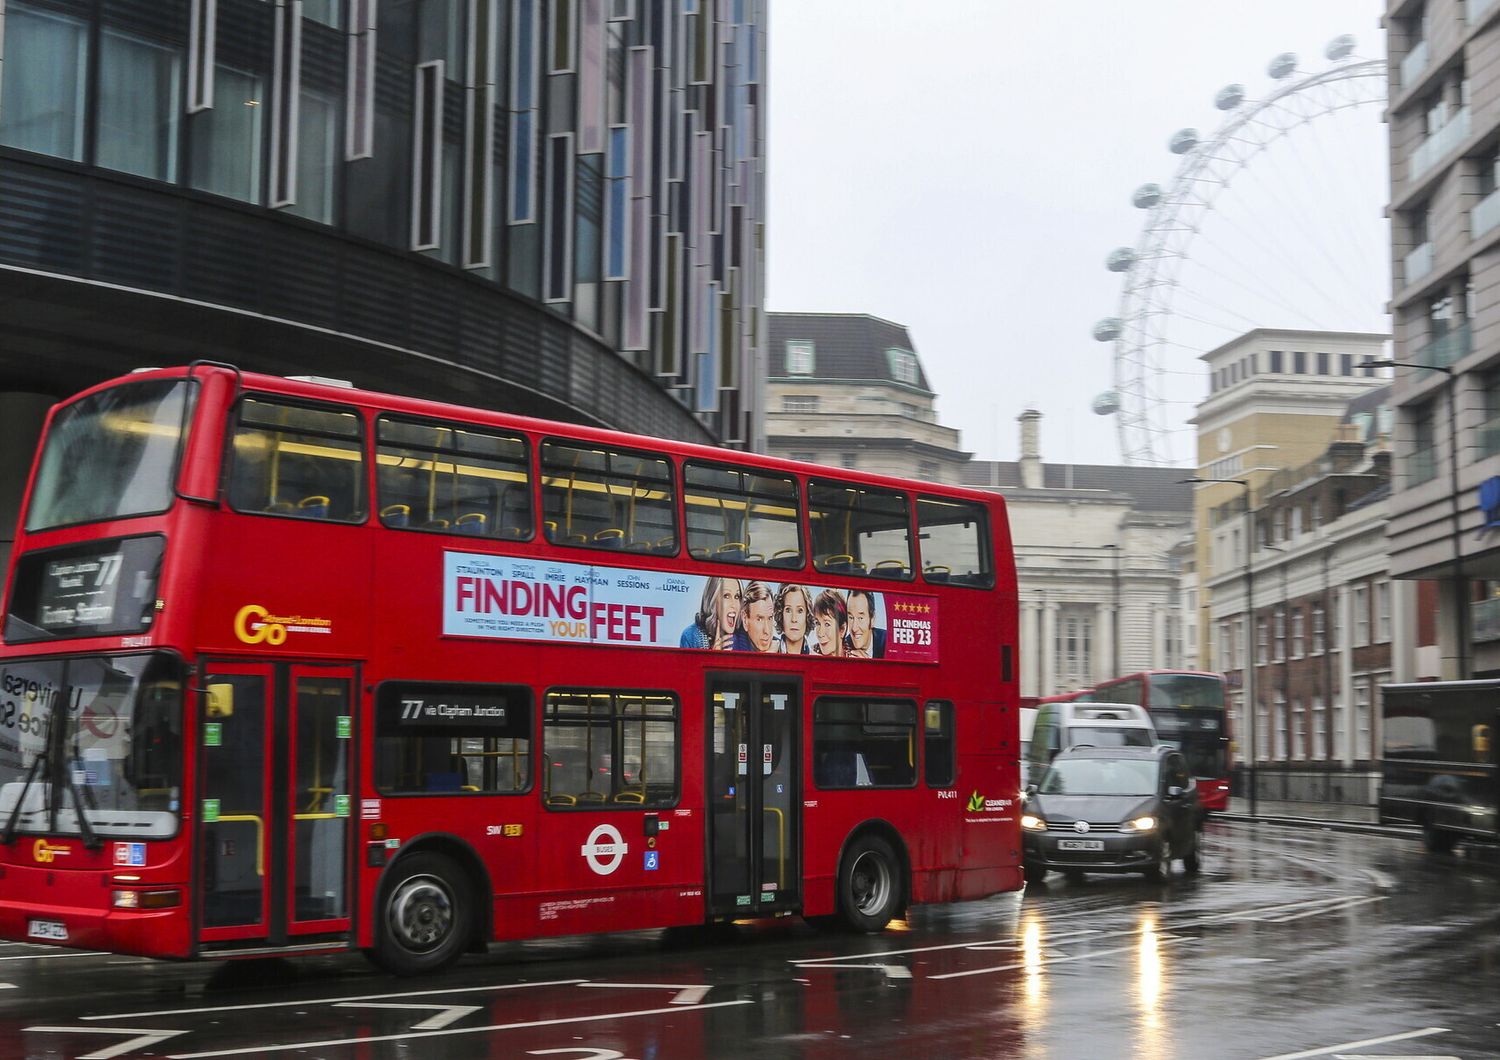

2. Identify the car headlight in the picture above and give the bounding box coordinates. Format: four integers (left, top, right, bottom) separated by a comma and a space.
1121, 815, 1157, 833
1021, 814, 1047, 831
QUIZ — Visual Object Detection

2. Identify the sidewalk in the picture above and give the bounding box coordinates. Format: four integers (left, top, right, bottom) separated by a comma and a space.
1218, 796, 1419, 839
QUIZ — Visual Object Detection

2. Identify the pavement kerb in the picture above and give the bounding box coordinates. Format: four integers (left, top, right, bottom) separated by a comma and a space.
1215, 810, 1420, 840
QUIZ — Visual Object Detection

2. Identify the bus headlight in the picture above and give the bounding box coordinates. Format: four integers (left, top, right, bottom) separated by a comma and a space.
1120, 816, 1156, 833
1020, 814, 1047, 831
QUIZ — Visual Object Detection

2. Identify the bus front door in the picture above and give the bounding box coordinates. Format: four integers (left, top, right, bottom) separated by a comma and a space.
707, 677, 800, 918
197, 662, 355, 951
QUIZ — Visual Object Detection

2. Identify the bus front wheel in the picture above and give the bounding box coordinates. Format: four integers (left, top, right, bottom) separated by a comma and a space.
373, 851, 474, 976
836, 834, 901, 933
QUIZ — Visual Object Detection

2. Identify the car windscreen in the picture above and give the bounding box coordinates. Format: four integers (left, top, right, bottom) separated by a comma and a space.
1068, 725, 1154, 749
1039, 757, 1157, 796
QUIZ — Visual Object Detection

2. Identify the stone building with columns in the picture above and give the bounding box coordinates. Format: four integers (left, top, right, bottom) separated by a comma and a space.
962, 411, 1195, 698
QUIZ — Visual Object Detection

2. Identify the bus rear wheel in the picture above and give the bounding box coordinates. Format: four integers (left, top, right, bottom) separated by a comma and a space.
373, 852, 473, 976
837, 834, 901, 933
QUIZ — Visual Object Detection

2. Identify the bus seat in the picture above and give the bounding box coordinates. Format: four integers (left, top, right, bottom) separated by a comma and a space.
717, 542, 748, 561
298, 495, 331, 519
424, 771, 464, 792
653, 536, 677, 554
613, 789, 646, 804
594, 528, 626, 549
456, 512, 487, 535
424, 518, 451, 530
499, 525, 527, 539
871, 560, 908, 579
265, 500, 296, 515
820, 553, 855, 573
576, 791, 607, 804
689, 547, 710, 560
547, 793, 577, 806
380, 503, 411, 528
769, 549, 803, 569
924, 565, 952, 582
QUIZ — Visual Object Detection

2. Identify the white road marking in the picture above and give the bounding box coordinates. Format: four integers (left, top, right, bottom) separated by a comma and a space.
332, 1002, 480, 1031
0, 950, 109, 962
1264, 895, 1385, 923
163, 999, 755, 1059
792, 962, 912, 981
788, 929, 1100, 965
84, 978, 589, 1020
24, 1025, 187, 1060
0, 983, 16, 990
1333, 1054, 1459, 1059
1255, 1027, 1450, 1060
577, 982, 712, 1004
929, 934, 1193, 980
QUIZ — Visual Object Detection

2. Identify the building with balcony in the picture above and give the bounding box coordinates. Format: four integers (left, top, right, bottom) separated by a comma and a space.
1385, 0, 1500, 680
0, 0, 766, 572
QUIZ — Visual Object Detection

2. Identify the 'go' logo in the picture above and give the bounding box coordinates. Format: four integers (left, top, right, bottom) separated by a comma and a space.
234, 604, 287, 646
33, 838, 70, 863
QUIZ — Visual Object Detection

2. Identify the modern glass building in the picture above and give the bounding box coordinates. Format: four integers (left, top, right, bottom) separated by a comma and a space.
0, 0, 766, 564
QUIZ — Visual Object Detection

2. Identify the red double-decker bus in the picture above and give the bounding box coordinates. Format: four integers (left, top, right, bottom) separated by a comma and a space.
0, 365, 1021, 974
1084, 671, 1232, 813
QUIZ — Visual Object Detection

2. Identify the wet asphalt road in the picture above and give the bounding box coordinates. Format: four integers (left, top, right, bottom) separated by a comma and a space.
2, 819, 1498, 1060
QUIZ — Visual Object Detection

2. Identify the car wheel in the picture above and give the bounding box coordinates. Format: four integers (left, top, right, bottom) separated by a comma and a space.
1182, 833, 1201, 876
1024, 860, 1048, 884
837, 834, 901, 933
1144, 838, 1171, 882
372, 851, 474, 976
1423, 822, 1458, 854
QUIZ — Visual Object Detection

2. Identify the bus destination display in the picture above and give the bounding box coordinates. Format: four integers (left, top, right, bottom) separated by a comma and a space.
5, 536, 164, 642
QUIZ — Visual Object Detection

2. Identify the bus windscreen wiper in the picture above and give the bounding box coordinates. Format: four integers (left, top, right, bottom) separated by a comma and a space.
0, 752, 47, 845
62, 733, 102, 850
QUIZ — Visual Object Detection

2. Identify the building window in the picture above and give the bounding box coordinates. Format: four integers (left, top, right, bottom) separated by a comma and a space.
840, 453, 858, 470
1293, 351, 1307, 374
1256, 700, 1270, 762
97, 30, 182, 184
782, 396, 819, 414
1312, 695, 1327, 760
1274, 691, 1287, 760
790, 451, 817, 464
918, 460, 940, 481
1291, 608, 1304, 658
1274, 608, 1286, 662
1341, 353, 1353, 376
1312, 605, 1325, 655
1316, 351, 1329, 375
785, 340, 815, 375
887, 348, 919, 385
0, 4, 88, 161
1290, 699, 1304, 760
1257, 618, 1268, 665
1354, 682, 1372, 760
1056, 611, 1094, 688
1375, 580, 1392, 643
1352, 584, 1370, 647
191, 63, 267, 204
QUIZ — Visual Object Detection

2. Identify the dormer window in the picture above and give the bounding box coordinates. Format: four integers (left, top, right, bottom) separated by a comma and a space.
887, 348, 918, 385
785, 340, 815, 375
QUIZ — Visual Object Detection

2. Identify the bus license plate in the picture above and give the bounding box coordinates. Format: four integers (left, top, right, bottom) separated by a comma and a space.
28, 919, 68, 941
1057, 839, 1103, 852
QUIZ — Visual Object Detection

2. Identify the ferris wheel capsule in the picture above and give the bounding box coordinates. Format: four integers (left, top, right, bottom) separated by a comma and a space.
1169, 128, 1199, 155
1268, 53, 1298, 79
1106, 247, 1137, 272
1093, 318, 1123, 342
1092, 391, 1122, 416
1215, 84, 1246, 110
1325, 35, 1356, 61
1132, 183, 1163, 209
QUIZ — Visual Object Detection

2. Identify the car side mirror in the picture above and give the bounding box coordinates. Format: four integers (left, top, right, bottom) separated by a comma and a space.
1166, 785, 1184, 799
1025, 783, 1038, 798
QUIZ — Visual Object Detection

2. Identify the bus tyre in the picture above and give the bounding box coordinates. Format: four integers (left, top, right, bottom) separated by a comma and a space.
837, 834, 901, 933
373, 852, 473, 976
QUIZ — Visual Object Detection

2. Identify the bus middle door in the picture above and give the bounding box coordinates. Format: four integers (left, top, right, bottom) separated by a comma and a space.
707, 676, 800, 918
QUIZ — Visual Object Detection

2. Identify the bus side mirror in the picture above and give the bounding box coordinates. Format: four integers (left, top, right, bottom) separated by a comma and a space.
206, 683, 235, 718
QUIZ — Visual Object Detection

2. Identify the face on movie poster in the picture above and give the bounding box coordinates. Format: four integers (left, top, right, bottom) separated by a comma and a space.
443, 552, 939, 664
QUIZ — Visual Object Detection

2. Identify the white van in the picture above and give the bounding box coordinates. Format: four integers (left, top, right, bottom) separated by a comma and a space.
1025, 701, 1157, 787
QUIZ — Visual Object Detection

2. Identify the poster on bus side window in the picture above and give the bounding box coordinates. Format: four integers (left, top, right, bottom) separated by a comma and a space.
443, 551, 939, 663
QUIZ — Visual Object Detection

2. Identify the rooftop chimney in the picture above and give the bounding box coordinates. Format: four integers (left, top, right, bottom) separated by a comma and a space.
1018, 409, 1043, 489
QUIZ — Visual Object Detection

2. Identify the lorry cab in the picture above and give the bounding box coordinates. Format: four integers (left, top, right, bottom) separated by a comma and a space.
1026, 701, 1158, 788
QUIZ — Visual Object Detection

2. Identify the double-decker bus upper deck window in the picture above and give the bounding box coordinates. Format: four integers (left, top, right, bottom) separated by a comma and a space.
683, 461, 803, 567
376, 417, 533, 538
915, 497, 994, 588
373, 682, 532, 794
227, 398, 367, 522
543, 690, 678, 808
807, 482, 912, 579
540, 441, 676, 553
26, 379, 194, 532
813, 697, 918, 788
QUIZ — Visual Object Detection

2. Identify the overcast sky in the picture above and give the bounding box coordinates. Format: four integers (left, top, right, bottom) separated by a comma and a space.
765, 0, 1390, 467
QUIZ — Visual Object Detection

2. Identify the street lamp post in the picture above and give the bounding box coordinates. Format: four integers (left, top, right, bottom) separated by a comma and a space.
1368, 359, 1467, 679
1184, 476, 1257, 816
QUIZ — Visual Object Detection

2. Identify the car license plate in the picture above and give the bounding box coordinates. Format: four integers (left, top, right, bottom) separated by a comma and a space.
27, 919, 68, 941
1057, 839, 1104, 851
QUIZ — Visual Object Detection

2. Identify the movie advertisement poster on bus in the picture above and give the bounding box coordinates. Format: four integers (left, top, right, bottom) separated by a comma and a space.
443, 551, 939, 663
